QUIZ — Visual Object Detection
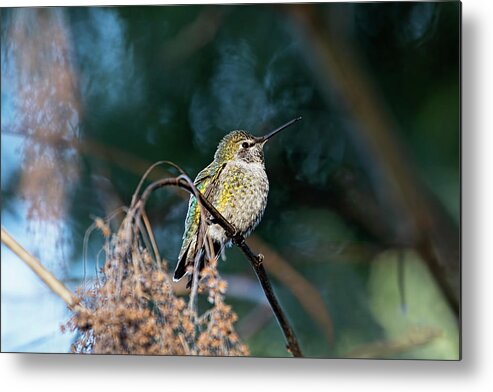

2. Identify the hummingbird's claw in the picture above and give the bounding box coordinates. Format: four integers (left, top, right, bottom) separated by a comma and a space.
205, 216, 218, 225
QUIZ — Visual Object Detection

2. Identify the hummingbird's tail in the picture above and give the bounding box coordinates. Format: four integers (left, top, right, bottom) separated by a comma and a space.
173, 239, 222, 287
173, 244, 190, 282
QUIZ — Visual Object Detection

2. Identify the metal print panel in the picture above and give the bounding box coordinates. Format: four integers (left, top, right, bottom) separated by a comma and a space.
1, 2, 461, 359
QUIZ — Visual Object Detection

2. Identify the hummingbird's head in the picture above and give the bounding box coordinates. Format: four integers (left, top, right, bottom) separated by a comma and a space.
214, 130, 264, 164
214, 117, 302, 165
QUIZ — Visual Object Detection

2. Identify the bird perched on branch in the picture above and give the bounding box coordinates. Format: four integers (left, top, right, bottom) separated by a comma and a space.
174, 117, 302, 287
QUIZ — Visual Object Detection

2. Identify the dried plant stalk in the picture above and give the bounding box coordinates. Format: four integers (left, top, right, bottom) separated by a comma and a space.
68, 170, 249, 356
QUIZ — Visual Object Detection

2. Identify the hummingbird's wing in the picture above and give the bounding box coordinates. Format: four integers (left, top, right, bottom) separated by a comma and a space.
173, 161, 226, 281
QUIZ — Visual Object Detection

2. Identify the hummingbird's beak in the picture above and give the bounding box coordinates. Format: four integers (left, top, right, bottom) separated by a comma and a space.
256, 116, 302, 145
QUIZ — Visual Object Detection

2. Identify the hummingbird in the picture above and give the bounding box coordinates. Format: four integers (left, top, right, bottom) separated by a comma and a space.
173, 117, 302, 286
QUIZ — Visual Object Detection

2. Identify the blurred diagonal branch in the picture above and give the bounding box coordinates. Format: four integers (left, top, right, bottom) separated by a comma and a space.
3, 130, 172, 183
160, 7, 226, 69
286, 5, 459, 314
237, 304, 273, 340
1, 227, 81, 312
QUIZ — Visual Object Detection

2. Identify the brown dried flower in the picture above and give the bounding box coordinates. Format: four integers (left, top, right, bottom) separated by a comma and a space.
67, 212, 249, 356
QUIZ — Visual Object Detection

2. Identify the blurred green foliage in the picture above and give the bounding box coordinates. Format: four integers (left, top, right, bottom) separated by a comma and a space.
367, 250, 459, 359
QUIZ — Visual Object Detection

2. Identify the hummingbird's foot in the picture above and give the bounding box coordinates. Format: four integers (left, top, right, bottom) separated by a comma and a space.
205, 216, 219, 226
231, 232, 244, 245
254, 253, 264, 267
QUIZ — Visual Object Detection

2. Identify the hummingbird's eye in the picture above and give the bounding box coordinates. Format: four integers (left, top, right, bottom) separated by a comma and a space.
241, 141, 250, 149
